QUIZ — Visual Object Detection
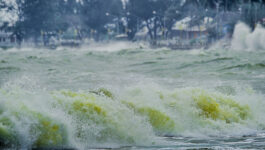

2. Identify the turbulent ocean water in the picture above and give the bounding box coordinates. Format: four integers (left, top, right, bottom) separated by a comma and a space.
0, 24, 265, 149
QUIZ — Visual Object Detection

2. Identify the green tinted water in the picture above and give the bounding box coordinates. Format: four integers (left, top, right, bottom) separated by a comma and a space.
0, 46, 265, 149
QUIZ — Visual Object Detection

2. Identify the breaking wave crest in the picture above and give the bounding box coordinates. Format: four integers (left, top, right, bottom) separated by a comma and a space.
0, 83, 264, 149
231, 23, 265, 51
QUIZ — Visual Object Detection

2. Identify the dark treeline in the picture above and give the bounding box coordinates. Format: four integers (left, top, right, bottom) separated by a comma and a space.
1, 0, 265, 44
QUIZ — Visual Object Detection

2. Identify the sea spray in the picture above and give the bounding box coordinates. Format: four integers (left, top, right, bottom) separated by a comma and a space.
231, 23, 265, 51
0, 84, 265, 148
79, 41, 148, 52
0, 88, 68, 148
120, 87, 253, 135
51, 90, 156, 148
1, 38, 265, 149
0, 46, 265, 149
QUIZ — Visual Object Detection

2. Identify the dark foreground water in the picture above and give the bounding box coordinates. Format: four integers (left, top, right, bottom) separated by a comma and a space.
0, 41, 265, 149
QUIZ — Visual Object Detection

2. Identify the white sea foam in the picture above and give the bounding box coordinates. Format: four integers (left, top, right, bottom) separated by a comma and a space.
79, 41, 149, 52
0, 37, 265, 149
1, 78, 265, 149
231, 23, 265, 51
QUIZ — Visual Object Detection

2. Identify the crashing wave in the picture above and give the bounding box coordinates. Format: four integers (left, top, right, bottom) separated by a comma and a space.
0, 86, 263, 149
231, 23, 265, 51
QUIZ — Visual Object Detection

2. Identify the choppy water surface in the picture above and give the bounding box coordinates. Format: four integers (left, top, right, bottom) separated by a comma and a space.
0, 43, 265, 149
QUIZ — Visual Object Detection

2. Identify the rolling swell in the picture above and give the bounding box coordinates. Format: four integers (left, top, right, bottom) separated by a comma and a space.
0, 86, 262, 149
221, 63, 265, 70
0, 66, 20, 73
176, 57, 234, 70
